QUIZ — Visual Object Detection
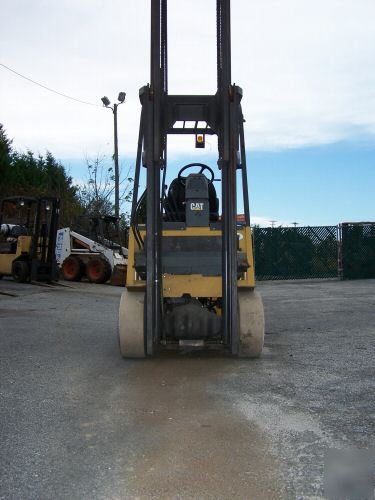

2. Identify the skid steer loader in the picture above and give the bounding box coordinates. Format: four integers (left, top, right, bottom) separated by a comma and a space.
119, 0, 264, 357
56, 215, 127, 285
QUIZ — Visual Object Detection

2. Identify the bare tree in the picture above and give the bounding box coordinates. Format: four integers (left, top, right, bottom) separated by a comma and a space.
78, 154, 133, 221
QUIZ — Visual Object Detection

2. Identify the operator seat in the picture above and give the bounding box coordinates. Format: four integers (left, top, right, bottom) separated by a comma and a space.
165, 176, 219, 222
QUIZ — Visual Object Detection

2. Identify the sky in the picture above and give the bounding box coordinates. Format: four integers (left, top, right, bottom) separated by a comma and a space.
1, 0, 375, 225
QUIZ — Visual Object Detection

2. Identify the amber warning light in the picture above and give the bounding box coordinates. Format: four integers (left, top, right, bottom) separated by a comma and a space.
195, 134, 205, 149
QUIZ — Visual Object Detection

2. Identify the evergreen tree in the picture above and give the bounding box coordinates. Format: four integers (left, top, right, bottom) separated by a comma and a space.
0, 124, 13, 194
0, 124, 83, 225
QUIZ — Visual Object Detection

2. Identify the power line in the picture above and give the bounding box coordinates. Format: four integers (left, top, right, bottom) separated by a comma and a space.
0, 62, 102, 107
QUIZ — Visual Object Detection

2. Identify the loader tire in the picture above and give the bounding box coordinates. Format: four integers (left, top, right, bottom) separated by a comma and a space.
119, 289, 146, 358
12, 260, 30, 283
62, 256, 85, 282
238, 290, 265, 358
86, 259, 111, 284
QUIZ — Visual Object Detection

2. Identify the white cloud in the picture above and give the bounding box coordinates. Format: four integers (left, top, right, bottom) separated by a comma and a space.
1, 0, 374, 158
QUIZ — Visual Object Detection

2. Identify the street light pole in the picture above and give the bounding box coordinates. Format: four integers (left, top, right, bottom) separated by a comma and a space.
101, 92, 126, 220
113, 103, 119, 219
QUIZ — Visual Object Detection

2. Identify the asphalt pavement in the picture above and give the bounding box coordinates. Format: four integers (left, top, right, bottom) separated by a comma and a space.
0, 278, 374, 499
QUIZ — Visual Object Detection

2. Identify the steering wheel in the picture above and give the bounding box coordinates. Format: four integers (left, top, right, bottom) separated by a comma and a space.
177, 163, 215, 185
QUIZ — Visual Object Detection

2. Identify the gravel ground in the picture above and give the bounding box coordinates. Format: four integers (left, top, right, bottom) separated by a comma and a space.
0, 278, 374, 499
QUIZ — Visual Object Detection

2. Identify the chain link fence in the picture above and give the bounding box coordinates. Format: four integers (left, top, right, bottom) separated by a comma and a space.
253, 223, 375, 281
339, 223, 375, 279
253, 226, 339, 280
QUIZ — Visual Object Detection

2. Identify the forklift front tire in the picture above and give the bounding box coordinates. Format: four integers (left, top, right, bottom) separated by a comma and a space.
119, 290, 146, 358
238, 290, 265, 358
12, 261, 30, 283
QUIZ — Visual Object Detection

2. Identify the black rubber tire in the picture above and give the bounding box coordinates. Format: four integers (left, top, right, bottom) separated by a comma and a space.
12, 260, 30, 283
62, 256, 85, 282
86, 259, 111, 284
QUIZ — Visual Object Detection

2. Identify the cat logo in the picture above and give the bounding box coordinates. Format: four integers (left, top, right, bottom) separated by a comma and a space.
190, 202, 204, 211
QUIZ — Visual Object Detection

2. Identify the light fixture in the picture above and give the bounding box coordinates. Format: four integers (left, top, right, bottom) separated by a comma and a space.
118, 92, 126, 103
101, 96, 111, 107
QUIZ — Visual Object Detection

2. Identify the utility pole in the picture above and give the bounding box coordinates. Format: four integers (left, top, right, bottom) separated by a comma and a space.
113, 103, 119, 219
101, 92, 126, 219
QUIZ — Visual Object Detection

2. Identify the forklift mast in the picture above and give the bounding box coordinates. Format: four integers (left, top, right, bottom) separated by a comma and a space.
130, 0, 251, 355
30, 197, 60, 281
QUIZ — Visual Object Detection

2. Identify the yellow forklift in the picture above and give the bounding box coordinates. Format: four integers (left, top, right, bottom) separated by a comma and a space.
0, 196, 60, 282
119, 0, 264, 357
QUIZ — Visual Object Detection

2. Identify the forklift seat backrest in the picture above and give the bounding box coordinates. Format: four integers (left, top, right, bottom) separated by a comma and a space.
165, 176, 219, 222
0, 224, 29, 238
10, 225, 29, 238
